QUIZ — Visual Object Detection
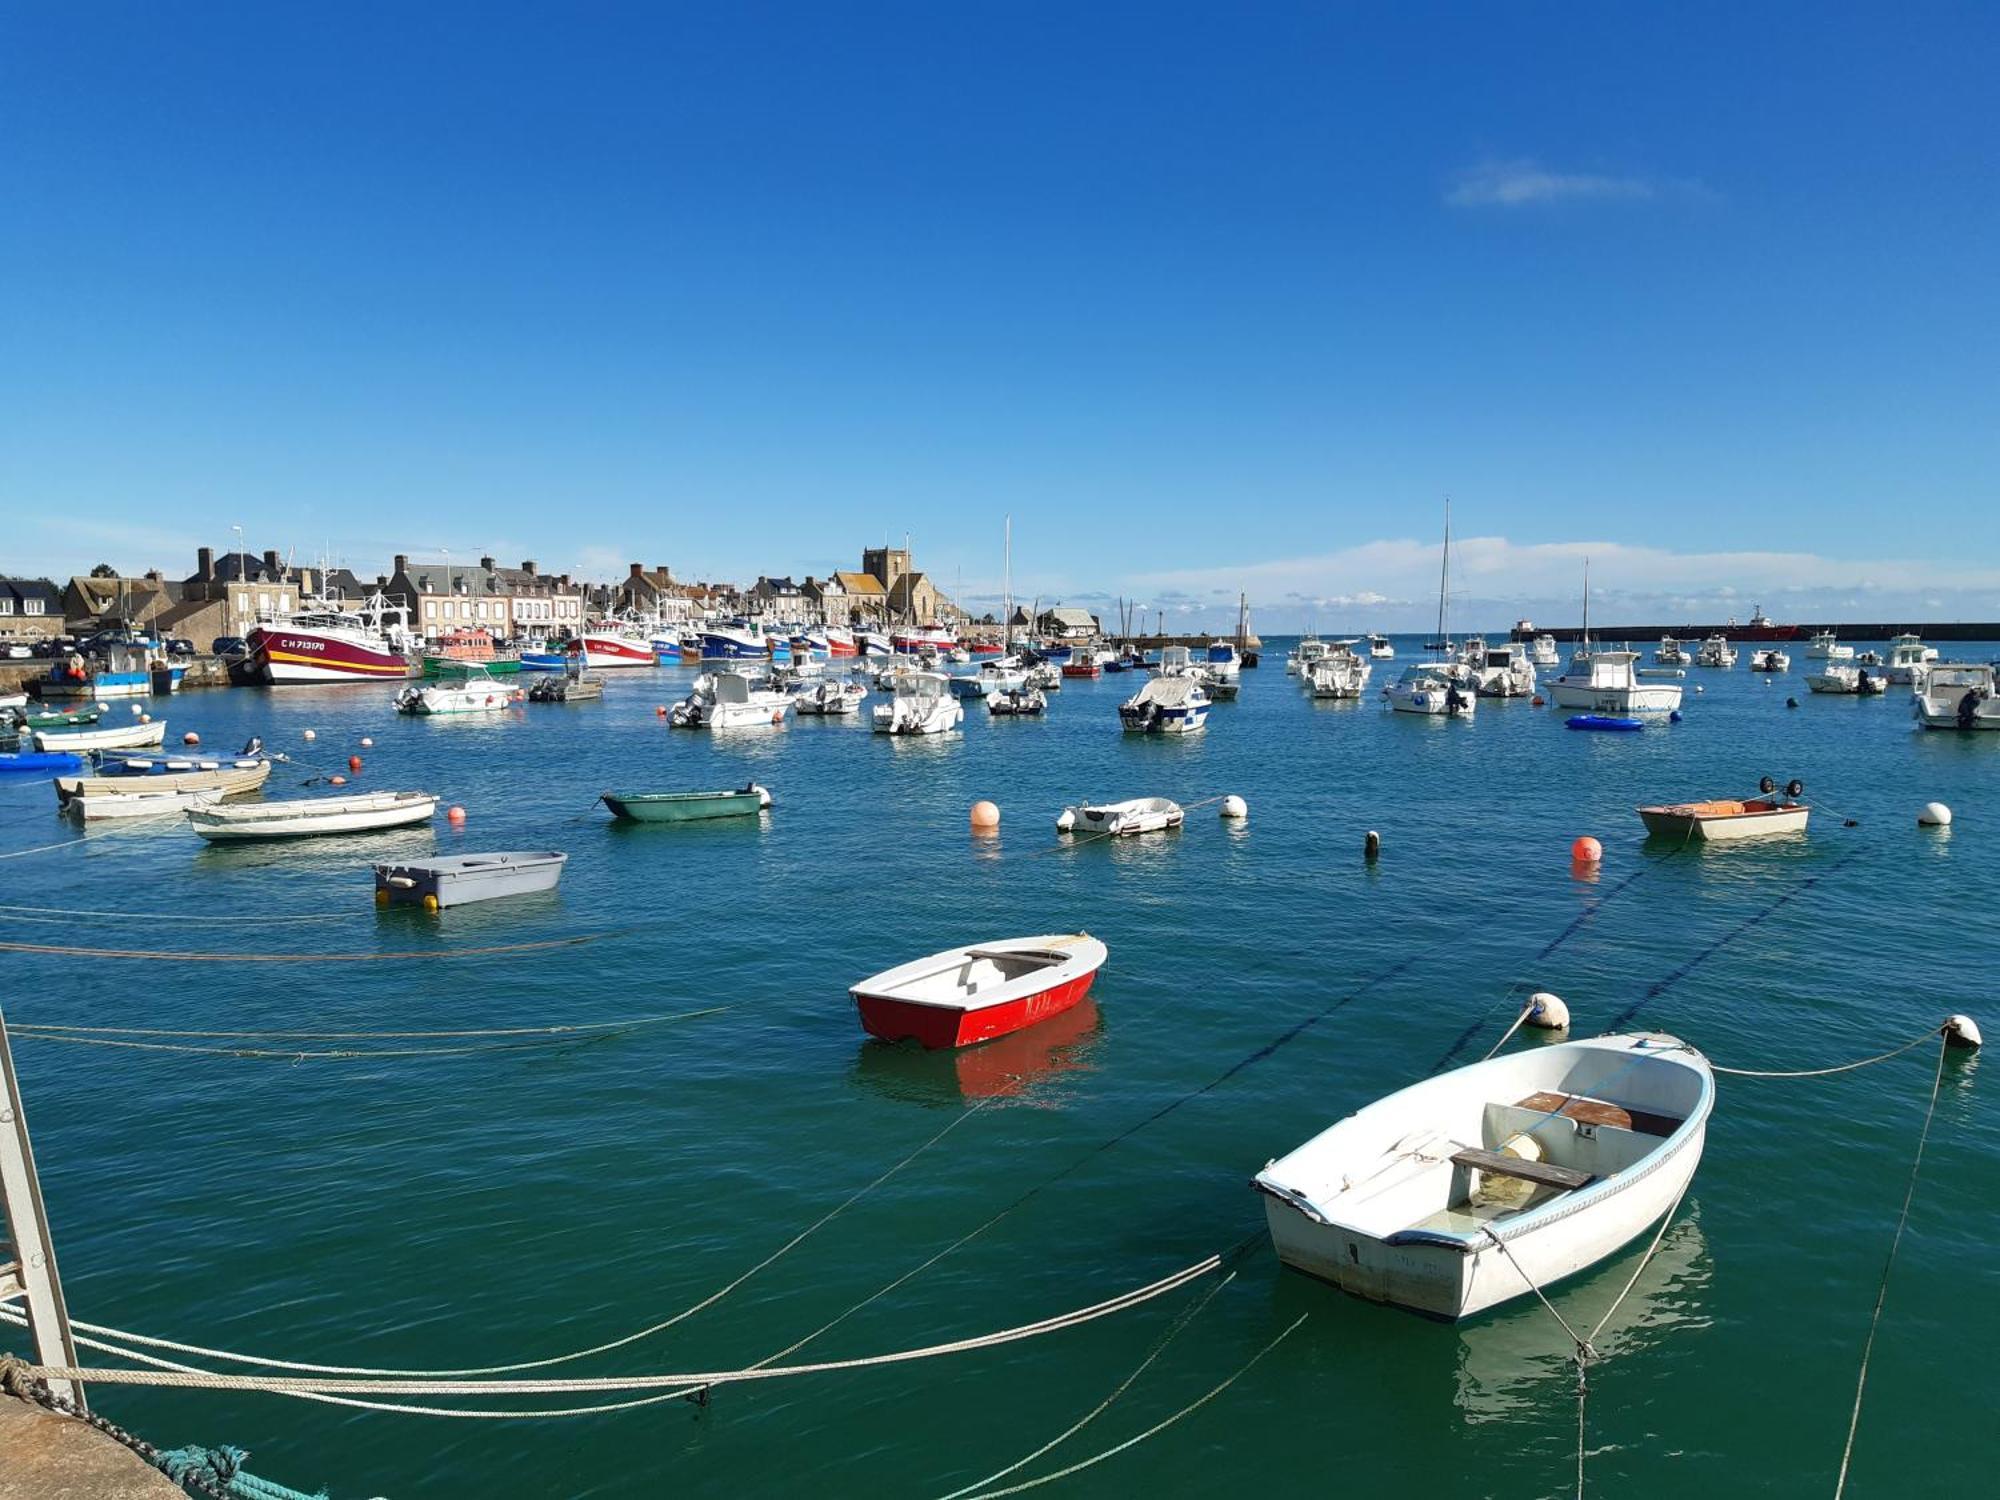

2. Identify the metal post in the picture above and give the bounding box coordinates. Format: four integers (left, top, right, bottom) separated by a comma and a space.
0, 1003, 85, 1409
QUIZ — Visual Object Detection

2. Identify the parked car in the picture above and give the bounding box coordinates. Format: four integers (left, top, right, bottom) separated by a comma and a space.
212, 636, 248, 657
164, 638, 196, 658
2, 642, 32, 660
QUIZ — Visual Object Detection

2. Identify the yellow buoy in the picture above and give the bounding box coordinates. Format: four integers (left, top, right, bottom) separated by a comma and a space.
374, 888, 389, 906
422, 893, 440, 913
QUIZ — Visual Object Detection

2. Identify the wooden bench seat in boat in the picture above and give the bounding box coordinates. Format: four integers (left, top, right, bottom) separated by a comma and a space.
1449, 1147, 1592, 1192
1515, 1091, 1682, 1138
962, 947, 1067, 966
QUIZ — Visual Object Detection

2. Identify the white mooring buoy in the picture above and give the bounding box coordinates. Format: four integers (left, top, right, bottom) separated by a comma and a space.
1919, 801, 1952, 827
1220, 794, 1248, 820
1944, 1015, 1982, 1050
1526, 992, 1570, 1030
1055, 807, 1077, 833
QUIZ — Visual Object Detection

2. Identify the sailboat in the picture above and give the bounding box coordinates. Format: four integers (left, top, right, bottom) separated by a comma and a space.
1385, 499, 1475, 717
1547, 560, 1683, 715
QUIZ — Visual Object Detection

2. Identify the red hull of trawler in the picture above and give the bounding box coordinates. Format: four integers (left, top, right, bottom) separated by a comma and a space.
855, 970, 1100, 1050
250, 626, 408, 684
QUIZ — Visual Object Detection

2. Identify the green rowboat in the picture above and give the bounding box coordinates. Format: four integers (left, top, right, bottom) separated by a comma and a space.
423, 655, 522, 678
601, 786, 771, 823
22, 708, 103, 730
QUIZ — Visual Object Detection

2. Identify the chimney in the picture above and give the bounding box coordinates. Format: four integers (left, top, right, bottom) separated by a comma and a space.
479, 555, 495, 572
197, 546, 214, 581
262, 549, 280, 574
629, 563, 644, 579
521, 560, 537, 576
144, 569, 162, 582
394, 554, 409, 575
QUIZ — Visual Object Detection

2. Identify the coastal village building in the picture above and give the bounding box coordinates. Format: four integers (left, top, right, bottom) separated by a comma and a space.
172, 546, 320, 644
384, 555, 586, 641
614, 564, 697, 625
1036, 605, 1100, 640
813, 571, 887, 628
0, 577, 63, 641
747, 575, 809, 626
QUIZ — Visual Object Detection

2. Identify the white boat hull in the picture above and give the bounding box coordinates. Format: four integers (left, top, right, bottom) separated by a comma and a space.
189, 792, 438, 841
33, 721, 169, 752
1547, 681, 1683, 713
1637, 803, 1810, 840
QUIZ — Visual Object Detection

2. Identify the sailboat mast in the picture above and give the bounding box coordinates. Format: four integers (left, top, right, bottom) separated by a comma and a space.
1435, 497, 1451, 659
1003, 514, 1012, 652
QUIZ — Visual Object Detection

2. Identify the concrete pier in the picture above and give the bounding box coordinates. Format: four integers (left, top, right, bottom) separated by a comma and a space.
0, 1393, 184, 1499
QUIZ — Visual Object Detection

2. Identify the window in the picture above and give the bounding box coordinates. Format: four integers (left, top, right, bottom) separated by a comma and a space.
424, 601, 437, 619
279, 592, 292, 611
24, 598, 44, 616
0, 598, 12, 615
259, 592, 272, 612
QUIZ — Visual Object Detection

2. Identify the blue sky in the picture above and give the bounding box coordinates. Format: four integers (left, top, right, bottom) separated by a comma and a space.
4, 3, 1994, 631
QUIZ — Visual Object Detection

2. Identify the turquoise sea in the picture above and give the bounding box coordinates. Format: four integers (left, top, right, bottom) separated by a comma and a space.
2, 638, 1995, 1498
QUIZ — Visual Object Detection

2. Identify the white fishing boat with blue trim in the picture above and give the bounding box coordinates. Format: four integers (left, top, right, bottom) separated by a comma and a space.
1253, 1032, 1712, 1319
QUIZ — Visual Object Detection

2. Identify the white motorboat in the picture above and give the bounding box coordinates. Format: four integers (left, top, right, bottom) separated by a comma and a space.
1638, 781, 1810, 840
1024, 662, 1062, 691
1384, 665, 1474, 717
1467, 640, 1537, 698
1529, 634, 1560, 669
1056, 796, 1183, 836
395, 664, 515, 715
1694, 636, 1737, 668
987, 686, 1047, 716
1804, 629, 1853, 661
1305, 643, 1371, 699
73, 786, 226, 821
978, 661, 1027, 695
947, 672, 989, 699
1854, 649, 1883, 667
373, 850, 567, 908
699, 617, 776, 662
1656, 635, 1690, 666
1155, 645, 1198, 677
872, 671, 963, 735
1547, 651, 1683, 714
188, 790, 439, 842
1195, 664, 1239, 701
1748, 649, 1791, 673
1119, 674, 1209, 733
1366, 633, 1395, 660
1252, 1032, 1712, 1319
1287, 638, 1328, 676
32, 719, 169, 753
1884, 633, 1938, 685
791, 679, 868, 716
670, 670, 792, 728
1912, 662, 2000, 730
1806, 663, 1887, 696
856, 629, 894, 658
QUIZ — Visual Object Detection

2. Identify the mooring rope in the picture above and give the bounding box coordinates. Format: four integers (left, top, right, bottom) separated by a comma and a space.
1833, 1035, 1949, 1499
20, 1254, 1224, 1397
1704, 1026, 1944, 1078
41, 1100, 993, 1380
936, 1272, 1237, 1500
0, 903, 346, 925
0, 932, 616, 963
951, 1312, 1307, 1499
3, 1010, 730, 1041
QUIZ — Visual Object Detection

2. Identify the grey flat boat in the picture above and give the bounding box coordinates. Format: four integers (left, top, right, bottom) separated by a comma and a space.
373, 850, 568, 909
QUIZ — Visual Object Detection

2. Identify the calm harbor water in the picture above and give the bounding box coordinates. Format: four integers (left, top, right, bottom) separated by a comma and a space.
3, 639, 1995, 1498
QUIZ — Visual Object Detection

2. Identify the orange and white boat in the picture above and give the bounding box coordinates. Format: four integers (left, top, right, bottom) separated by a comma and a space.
851, 933, 1107, 1049
1637, 780, 1809, 842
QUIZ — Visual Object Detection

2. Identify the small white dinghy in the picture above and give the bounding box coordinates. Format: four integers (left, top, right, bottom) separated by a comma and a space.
1253, 1032, 1712, 1319
188, 790, 439, 842
374, 851, 567, 908
1637, 778, 1809, 841
1056, 796, 1183, 837
73, 786, 225, 821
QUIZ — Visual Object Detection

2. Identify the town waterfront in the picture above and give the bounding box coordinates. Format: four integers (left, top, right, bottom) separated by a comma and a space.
3, 642, 1996, 1497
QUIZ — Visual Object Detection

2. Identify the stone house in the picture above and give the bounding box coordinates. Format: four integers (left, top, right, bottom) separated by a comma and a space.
0, 577, 63, 641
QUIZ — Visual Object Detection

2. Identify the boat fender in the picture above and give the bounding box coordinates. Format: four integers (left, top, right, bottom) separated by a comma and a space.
1758, 776, 1776, 794
1055, 807, 1077, 833
1784, 779, 1804, 798
1526, 992, 1569, 1030
1220, 794, 1247, 820
1943, 1015, 1982, 1050
1918, 801, 1951, 827
1364, 829, 1380, 861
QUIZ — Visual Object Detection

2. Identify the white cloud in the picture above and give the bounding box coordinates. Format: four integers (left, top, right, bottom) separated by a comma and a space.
1445, 158, 1696, 208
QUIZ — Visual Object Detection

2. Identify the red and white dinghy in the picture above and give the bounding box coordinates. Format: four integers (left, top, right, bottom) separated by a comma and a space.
851, 933, 1108, 1049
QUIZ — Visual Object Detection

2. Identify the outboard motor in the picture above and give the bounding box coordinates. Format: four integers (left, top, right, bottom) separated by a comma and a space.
239, 735, 263, 757
1959, 690, 1980, 730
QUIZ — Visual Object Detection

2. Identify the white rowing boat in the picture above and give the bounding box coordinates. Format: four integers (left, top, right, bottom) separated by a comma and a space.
1056, 796, 1183, 837
1253, 1032, 1712, 1319
73, 786, 226, 821
188, 790, 439, 842
31, 719, 169, 752
1637, 781, 1809, 841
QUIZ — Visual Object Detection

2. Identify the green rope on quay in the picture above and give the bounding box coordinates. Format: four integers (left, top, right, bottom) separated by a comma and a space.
154, 1445, 329, 1500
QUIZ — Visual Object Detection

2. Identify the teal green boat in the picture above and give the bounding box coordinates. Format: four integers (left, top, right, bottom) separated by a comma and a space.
601, 785, 772, 823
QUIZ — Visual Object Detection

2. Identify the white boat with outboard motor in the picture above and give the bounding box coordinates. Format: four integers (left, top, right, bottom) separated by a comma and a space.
1884, 633, 1938, 685
1912, 662, 2000, 730
1119, 674, 1209, 733
791, 679, 868, 716
188, 790, 439, 842
670, 671, 792, 728
1385, 665, 1474, 716
1805, 629, 1853, 661
872, 671, 962, 735
1547, 651, 1682, 714
1694, 635, 1736, 668
1806, 663, 1887, 696
1749, 648, 1790, 673
1056, 796, 1184, 837
1637, 777, 1810, 840
1252, 1031, 1712, 1319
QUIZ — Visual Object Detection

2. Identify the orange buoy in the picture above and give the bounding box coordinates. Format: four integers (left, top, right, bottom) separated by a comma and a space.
348, 755, 363, 772
330, 774, 347, 786
139, 712, 152, 723
657, 705, 668, 716
1531, 695, 1545, 707
1571, 835, 1602, 863
970, 799, 1001, 829
447, 805, 466, 824
183, 732, 201, 746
